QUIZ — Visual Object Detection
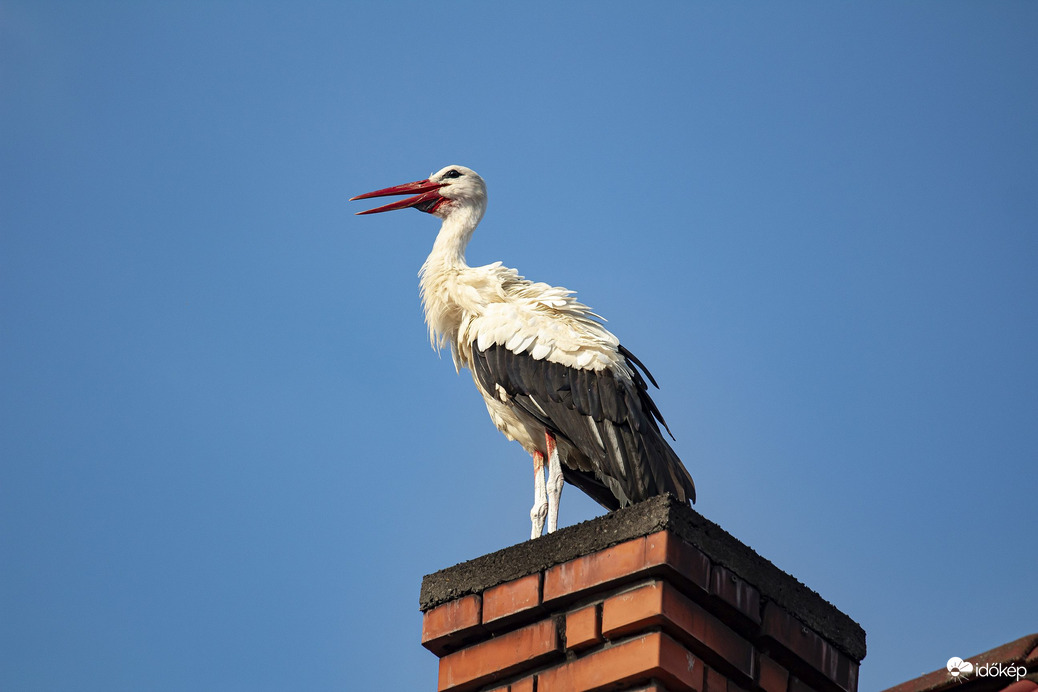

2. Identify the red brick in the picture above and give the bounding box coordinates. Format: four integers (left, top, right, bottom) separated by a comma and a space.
841, 658, 859, 692
762, 603, 858, 692
544, 535, 652, 603
486, 677, 535, 692
543, 531, 709, 605
627, 684, 674, 692
565, 604, 601, 651
483, 573, 542, 626
655, 531, 712, 593
758, 653, 789, 692
727, 677, 749, 692
789, 675, 813, 692
601, 581, 755, 679
510, 677, 535, 692
709, 563, 761, 625
601, 581, 660, 637
422, 594, 484, 656
704, 666, 727, 692
537, 631, 703, 692
437, 618, 560, 692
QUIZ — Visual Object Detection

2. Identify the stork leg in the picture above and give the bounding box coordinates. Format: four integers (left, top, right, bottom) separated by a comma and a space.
530, 450, 548, 539
545, 431, 564, 534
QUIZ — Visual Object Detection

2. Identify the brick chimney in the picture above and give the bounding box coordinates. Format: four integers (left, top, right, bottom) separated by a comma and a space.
420, 495, 866, 692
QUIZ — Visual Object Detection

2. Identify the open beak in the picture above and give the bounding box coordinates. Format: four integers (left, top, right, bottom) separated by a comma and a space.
350, 179, 447, 215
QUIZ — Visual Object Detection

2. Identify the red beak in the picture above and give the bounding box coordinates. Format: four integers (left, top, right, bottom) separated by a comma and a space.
350, 179, 447, 215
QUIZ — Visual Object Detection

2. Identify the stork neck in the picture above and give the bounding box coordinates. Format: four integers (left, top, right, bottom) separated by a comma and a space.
426, 202, 485, 269
419, 203, 485, 357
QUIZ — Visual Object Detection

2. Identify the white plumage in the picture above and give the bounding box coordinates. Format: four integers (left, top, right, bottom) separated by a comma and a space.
352, 165, 696, 538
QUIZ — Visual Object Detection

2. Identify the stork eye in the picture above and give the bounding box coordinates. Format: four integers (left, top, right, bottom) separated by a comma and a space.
443, 169, 462, 179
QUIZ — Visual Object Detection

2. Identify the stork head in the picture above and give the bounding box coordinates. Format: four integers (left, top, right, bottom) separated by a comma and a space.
350, 165, 487, 221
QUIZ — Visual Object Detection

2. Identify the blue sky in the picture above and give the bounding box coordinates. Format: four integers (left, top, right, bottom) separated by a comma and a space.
2, 2, 1036, 690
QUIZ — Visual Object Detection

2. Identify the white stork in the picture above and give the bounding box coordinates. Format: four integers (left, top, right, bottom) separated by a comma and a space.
351, 165, 696, 539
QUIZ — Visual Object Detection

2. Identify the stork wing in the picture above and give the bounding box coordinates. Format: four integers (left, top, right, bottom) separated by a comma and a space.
470, 343, 696, 510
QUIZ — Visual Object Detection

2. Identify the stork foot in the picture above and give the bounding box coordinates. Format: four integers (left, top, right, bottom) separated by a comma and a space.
545, 432, 564, 533
530, 450, 547, 539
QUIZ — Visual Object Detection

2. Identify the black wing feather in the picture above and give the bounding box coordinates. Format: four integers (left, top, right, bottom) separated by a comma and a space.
470, 342, 696, 510
598, 378, 619, 422
618, 344, 659, 388
586, 373, 602, 421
